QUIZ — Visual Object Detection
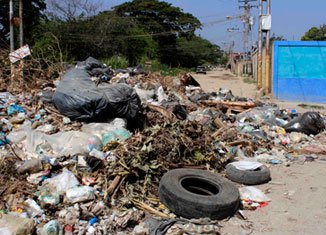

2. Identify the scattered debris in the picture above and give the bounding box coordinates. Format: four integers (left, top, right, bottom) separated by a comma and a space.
0, 57, 325, 233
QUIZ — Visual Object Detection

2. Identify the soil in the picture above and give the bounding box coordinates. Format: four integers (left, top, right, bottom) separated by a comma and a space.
192, 69, 326, 235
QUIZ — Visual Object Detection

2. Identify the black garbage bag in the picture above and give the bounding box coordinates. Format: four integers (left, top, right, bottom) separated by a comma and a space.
284, 111, 325, 135
99, 83, 141, 120
76, 56, 104, 70
53, 68, 109, 121
53, 67, 140, 121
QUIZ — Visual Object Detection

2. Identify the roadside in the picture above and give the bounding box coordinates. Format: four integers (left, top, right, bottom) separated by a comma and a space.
192, 69, 326, 114
193, 69, 326, 235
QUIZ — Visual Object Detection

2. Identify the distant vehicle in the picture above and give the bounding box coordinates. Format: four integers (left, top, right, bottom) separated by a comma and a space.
196, 66, 207, 74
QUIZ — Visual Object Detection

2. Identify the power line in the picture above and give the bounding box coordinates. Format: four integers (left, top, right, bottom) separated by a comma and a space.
238, 0, 257, 54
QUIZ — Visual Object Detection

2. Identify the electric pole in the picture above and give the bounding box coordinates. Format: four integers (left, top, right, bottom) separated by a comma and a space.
19, 0, 23, 47
9, 0, 14, 52
227, 27, 239, 54
238, 0, 257, 56
265, 0, 271, 94
257, 0, 263, 89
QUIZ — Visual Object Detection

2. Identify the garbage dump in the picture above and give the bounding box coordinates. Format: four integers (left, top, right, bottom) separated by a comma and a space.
0, 57, 325, 234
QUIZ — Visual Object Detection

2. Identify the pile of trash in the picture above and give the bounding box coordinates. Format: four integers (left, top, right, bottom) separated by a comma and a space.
0, 57, 325, 234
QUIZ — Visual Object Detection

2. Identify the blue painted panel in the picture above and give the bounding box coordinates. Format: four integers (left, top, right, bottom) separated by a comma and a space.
273, 41, 326, 103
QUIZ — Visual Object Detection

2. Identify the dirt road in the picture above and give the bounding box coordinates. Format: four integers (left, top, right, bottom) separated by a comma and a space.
192, 69, 326, 235
193, 69, 326, 113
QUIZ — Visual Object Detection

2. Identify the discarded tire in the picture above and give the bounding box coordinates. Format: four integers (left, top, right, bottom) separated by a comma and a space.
159, 168, 240, 220
226, 163, 271, 185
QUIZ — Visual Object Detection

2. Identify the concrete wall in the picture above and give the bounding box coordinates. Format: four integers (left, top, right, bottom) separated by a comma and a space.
273, 41, 326, 103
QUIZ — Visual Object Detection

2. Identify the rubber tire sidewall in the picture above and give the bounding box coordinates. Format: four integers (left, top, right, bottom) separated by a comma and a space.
159, 168, 240, 220
226, 164, 271, 185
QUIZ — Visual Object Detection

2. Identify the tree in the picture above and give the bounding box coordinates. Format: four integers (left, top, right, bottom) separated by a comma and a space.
301, 25, 326, 41
35, 11, 156, 64
0, 0, 46, 47
114, 0, 201, 66
47, 0, 103, 21
176, 36, 222, 67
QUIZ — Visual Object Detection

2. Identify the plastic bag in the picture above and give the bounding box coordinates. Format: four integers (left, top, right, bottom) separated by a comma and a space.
239, 186, 271, 202
53, 67, 140, 121
99, 83, 141, 119
43, 170, 79, 195
81, 118, 127, 139
102, 128, 131, 145
284, 112, 325, 135
229, 161, 263, 171
40, 220, 63, 235
44, 131, 101, 156
77, 56, 104, 70
24, 199, 44, 217
53, 68, 109, 121
65, 186, 95, 203
7, 103, 25, 115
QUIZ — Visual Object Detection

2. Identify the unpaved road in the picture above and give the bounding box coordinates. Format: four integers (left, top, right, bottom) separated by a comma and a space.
193, 69, 326, 235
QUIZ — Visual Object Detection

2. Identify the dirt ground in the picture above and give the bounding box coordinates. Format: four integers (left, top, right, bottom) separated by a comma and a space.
192, 69, 326, 235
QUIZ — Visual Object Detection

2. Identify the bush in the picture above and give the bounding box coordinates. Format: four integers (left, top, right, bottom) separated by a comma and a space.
143, 59, 191, 76
102, 56, 129, 69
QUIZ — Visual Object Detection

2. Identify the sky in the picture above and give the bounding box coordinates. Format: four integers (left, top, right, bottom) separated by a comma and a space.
96, 0, 326, 51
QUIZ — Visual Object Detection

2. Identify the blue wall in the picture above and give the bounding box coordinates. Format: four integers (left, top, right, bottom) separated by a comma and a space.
273, 41, 326, 103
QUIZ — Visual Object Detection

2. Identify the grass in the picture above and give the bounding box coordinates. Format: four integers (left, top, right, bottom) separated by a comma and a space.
145, 59, 192, 76
243, 77, 257, 84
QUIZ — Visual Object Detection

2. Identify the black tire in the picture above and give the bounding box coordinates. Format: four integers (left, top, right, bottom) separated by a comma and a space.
159, 168, 240, 220
225, 163, 271, 185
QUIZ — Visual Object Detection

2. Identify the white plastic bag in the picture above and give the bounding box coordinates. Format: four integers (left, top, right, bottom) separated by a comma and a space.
230, 161, 263, 171
239, 186, 271, 202
43, 170, 79, 195
81, 118, 127, 139
66, 186, 95, 203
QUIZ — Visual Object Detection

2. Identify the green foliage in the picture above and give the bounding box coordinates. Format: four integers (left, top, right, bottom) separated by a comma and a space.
0, 0, 46, 47
301, 25, 326, 41
176, 36, 223, 67
32, 32, 66, 63
219, 56, 228, 66
12, 0, 222, 71
143, 59, 190, 76
102, 56, 129, 69
114, 0, 202, 66
33, 12, 157, 65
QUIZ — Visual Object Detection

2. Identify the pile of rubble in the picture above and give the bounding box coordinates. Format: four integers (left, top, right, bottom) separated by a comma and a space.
0, 57, 325, 235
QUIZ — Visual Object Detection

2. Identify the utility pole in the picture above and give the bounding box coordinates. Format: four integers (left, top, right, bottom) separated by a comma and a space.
227, 27, 239, 54
239, 0, 257, 76
19, 0, 24, 79
264, 0, 271, 94
238, 0, 257, 56
257, 0, 263, 89
9, 0, 14, 52
9, 0, 15, 76
19, 0, 23, 47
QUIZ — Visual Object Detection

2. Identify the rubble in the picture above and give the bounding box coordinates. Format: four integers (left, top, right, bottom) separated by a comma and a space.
0, 57, 325, 234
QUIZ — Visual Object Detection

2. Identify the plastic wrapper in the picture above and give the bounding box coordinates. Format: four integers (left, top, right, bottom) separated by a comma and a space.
81, 118, 127, 139
229, 161, 263, 171
284, 111, 325, 135
24, 199, 44, 218
40, 220, 63, 235
102, 129, 131, 145
43, 170, 79, 195
65, 186, 95, 203
239, 186, 271, 202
